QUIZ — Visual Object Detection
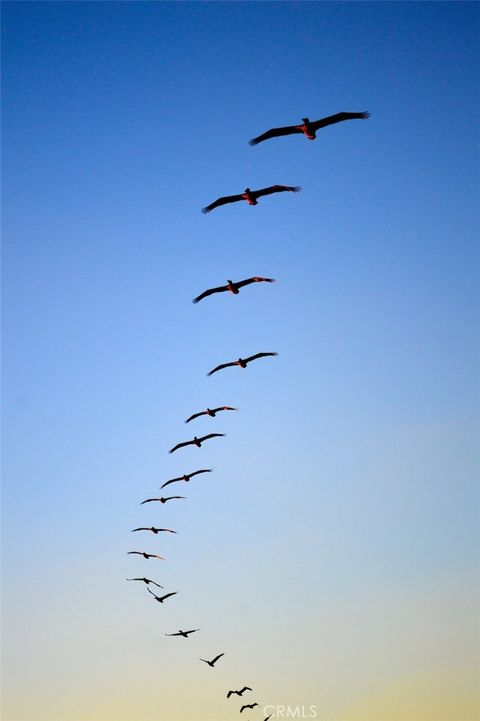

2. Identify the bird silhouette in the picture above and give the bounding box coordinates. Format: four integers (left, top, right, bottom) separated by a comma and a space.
165, 629, 200, 638
185, 406, 237, 423
126, 577, 163, 588
169, 434, 225, 453
200, 653, 225, 667
227, 687, 253, 699
147, 587, 177, 603
249, 111, 370, 145
202, 186, 300, 213
127, 551, 165, 560
208, 353, 278, 376
140, 496, 186, 505
161, 469, 212, 489
193, 277, 275, 304
240, 703, 259, 713
131, 527, 177, 534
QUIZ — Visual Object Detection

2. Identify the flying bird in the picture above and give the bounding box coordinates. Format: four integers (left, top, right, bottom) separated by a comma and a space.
147, 587, 177, 603
263, 716, 273, 721
140, 496, 186, 505
169, 434, 225, 454
165, 629, 200, 638
127, 551, 165, 560
193, 277, 275, 304
208, 353, 278, 376
185, 406, 237, 423
126, 577, 163, 588
202, 185, 300, 213
227, 687, 253, 699
240, 703, 259, 713
200, 653, 225, 667
249, 111, 370, 145
131, 526, 177, 534
161, 469, 212, 489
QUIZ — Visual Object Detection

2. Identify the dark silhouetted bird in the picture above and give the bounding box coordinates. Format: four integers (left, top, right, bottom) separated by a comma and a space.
200, 653, 225, 667
131, 527, 177, 534
169, 434, 225, 453
227, 687, 253, 699
202, 186, 300, 213
140, 496, 186, 505
126, 577, 163, 588
249, 111, 370, 145
208, 353, 277, 376
165, 629, 200, 638
240, 703, 259, 713
193, 277, 275, 303
185, 406, 237, 423
161, 469, 212, 489
127, 551, 165, 560
147, 587, 177, 603
263, 716, 273, 721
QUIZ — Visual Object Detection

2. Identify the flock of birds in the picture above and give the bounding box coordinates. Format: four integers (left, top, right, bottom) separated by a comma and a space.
126, 109, 370, 718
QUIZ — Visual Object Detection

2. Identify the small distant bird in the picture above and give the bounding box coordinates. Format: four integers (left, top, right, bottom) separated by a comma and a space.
193, 277, 275, 304
147, 587, 177, 603
161, 469, 212, 489
200, 653, 225, 667
227, 687, 252, 699
165, 629, 200, 638
208, 353, 278, 376
127, 551, 165, 560
249, 111, 370, 145
169, 434, 225, 454
240, 703, 259, 713
185, 406, 237, 423
140, 496, 186, 505
131, 527, 177, 534
126, 577, 163, 588
263, 716, 273, 721
202, 185, 300, 213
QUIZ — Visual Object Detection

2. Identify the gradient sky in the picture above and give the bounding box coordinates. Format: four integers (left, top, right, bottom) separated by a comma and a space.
2, 2, 479, 721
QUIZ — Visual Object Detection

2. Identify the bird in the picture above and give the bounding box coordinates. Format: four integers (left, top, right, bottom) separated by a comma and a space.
202, 185, 300, 213
263, 716, 273, 721
185, 406, 237, 423
193, 277, 275, 304
147, 587, 177, 603
165, 629, 200, 638
240, 703, 259, 713
131, 527, 177, 534
127, 551, 165, 560
249, 111, 370, 145
208, 353, 278, 376
200, 653, 225, 667
227, 687, 253, 699
161, 469, 212, 489
169, 434, 225, 453
140, 496, 186, 505
126, 577, 163, 588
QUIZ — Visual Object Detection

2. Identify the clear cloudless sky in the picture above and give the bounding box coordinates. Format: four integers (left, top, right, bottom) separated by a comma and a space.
2, 2, 479, 721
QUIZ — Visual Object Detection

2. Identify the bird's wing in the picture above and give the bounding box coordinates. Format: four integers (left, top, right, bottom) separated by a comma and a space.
227, 691, 234, 698
148, 554, 165, 560
207, 361, 237, 376
160, 592, 177, 601
311, 111, 370, 131
158, 528, 177, 533
211, 653, 225, 664
240, 687, 253, 693
185, 411, 205, 423
165, 632, 181, 636
253, 185, 301, 198
148, 579, 163, 588
245, 352, 278, 364
147, 587, 158, 598
190, 468, 212, 477
215, 406, 237, 412
193, 285, 228, 303
202, 194, 244, 214
200, 658, 209, 664
127, 551, 141, 555
160, 478, 179, 489
235, 276, 275, 289
186, 629, 200, 634
200, 433, 225, 441
140, 498, 161, 504
169, 439, 192, 453
249, 125, 303, 146
166, 495, 186, 500
131, 528, 148, 532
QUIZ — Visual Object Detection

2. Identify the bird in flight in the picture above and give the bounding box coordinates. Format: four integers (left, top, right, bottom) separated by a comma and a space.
131, 526, 177, 534
200, 653, 225, 667
147, 587, 177, 603
140, 496, 186, 505
208, 353, 278, 376
227, 687, 253, 699
263, 716, 273, 721
169, 434, 225, 454
240, 703, 259, 713
185, 406, 237, 423
193, 277, 275, 304
127, 551, 165, 560
165, 629, 200, 638
126, 577, 163, 588
161, 469, 212, 489
202, 185, 300, 213
249, 111, 370, 145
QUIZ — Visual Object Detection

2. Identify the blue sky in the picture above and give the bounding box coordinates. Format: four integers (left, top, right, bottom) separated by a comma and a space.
2, 2, 479, 720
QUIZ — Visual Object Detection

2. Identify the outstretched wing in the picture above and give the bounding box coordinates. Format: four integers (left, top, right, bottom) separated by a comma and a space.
311, 111, 370, 131
169, 439, 192, 454
159, 592, 177, 601
147, 587, 160, 599
239, 686, 253, 694
165, 632, 181, 636
164, 496, 186, 501
253, 185, 301, 199
193, 284, 228, 303
244, 352, 278, 364
249, 124, 303, 146
190, 468, 212, 478
127, 551, 142, 556
199, 433, 225, 442
211, 652, 225, 665
131, 527, 148, 532
213, 406, 237, 413
235, 276, 275, 289
140, 498, 162, 504
185, 411, 206, 423
226, 691, 235, 698
161, 477, 181, 489
207, 361, 237, 376
202, 194, 244, 214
